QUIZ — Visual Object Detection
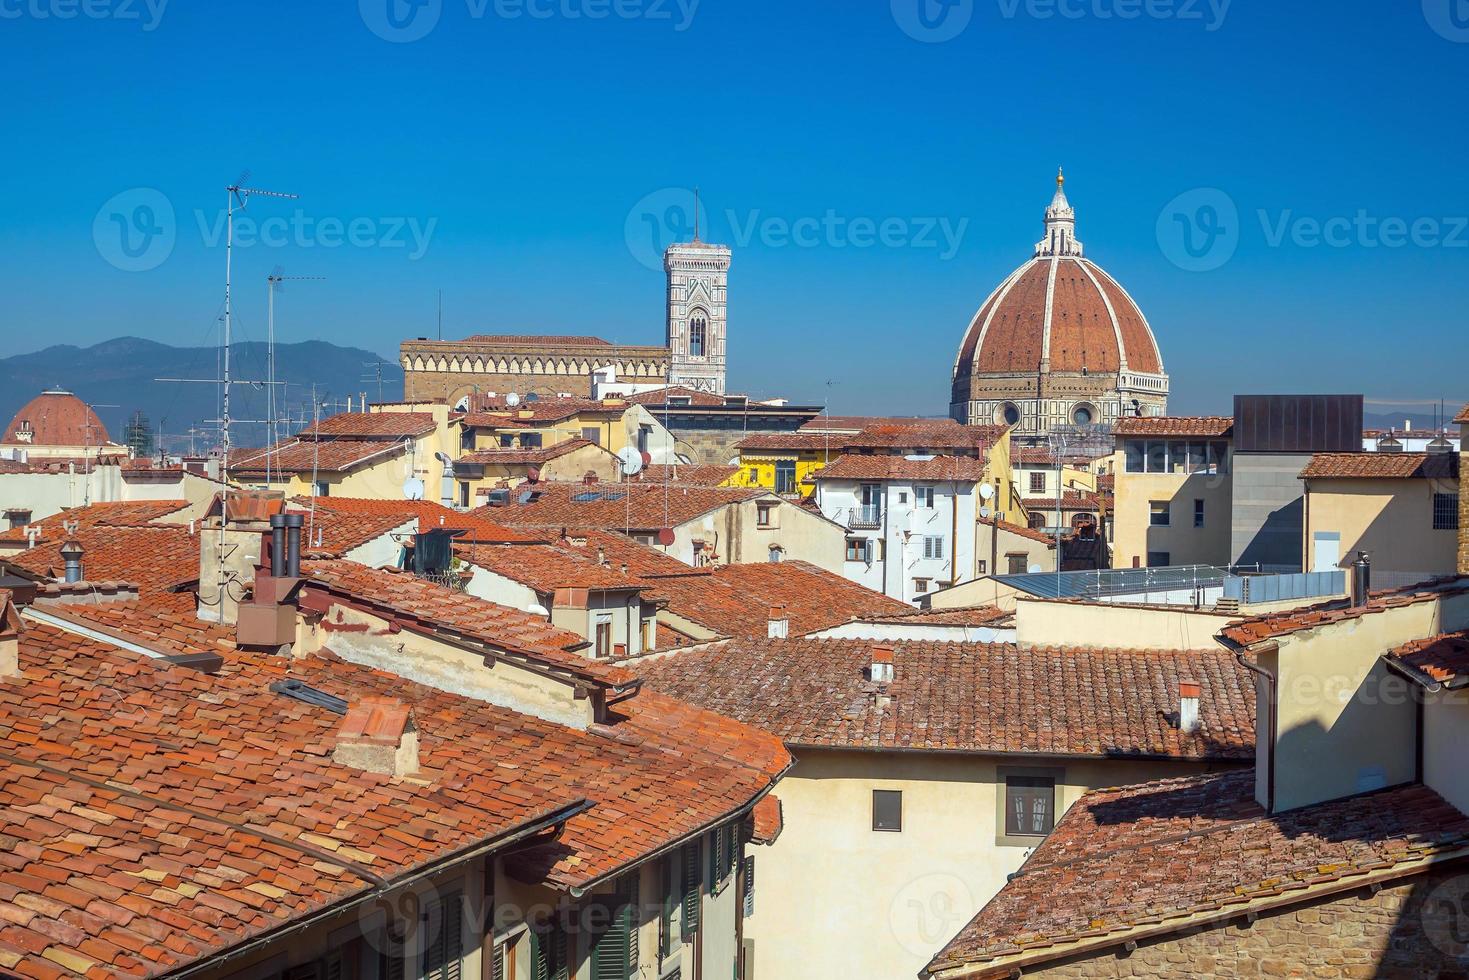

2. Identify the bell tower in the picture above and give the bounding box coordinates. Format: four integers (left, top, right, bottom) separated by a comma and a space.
664, 201, 731, 395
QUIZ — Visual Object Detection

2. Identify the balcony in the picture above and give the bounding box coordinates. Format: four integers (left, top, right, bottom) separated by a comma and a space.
848, 505, 882, 529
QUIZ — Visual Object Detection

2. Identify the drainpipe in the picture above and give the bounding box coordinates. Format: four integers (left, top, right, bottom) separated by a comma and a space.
1231, 645, 1277, 813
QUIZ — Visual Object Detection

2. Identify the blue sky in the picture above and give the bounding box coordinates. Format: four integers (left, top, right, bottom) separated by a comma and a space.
2, 0, 1466, 416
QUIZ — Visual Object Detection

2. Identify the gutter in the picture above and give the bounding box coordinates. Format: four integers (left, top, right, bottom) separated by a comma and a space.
564, 754, 796, 899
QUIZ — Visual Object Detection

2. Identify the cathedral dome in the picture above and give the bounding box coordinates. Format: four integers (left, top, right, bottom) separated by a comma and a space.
2, 389, 111, 448
950, 172, 1168, 437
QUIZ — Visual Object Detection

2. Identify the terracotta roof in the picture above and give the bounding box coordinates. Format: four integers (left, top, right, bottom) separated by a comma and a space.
623, 386, 727, 407
42, 592, 238, 662
1383, 630, 1469, 689
857, 605, 1010, 627
461, 334, 613, 346
800, 416, 941, 434
1220, 580, 1469, 647
0, 619, 585, 979
845, 422, 1002, 452
486, 482, 769, 532
637, 464, 740, 487
2, 390, 116, 448
298, 509, 414, 559
751, 794, 783, 845
1112, 416, 1234, 437
460, 438, 607, 466
460, 397, 620, 424
981, 516, 1057, 545
0, 500, 191, 544
1300, 452, 1459, 480
635, 638, 1255, 758
304, 497, 537, 543
299, 559, 630, 685
229, 440, 405, 476
735, 433, 851, 453
4, 525, 200, 596
538, 529, 698, 578
1456, 403, 1469, 425
927, 772, 1469, 977
298, 412, 437, 439
636, 561, 911, 639
814, 454, 989, 482
458, 543, 643, 593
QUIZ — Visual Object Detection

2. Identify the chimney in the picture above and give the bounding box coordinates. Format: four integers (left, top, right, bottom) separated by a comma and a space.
870, 646, 895, 684
269, 514, 288, 576
59, 538, 84, 584
283, 513, 304, 577
0, 593, 22, 680
1351, 551, 1372, 608
1178, 680, 1202, 733
583, 472, 599, 485
768, 604, 790, 639
333, 697, 419, 777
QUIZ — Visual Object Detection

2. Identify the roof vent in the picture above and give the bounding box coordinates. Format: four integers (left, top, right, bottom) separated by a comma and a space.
1178, 680, 1201, 733
333, 697, 419, 777
270, 678, 348, 714
768, 604, 789, 639
870, 646, 895, 684
58, 537, 84, 584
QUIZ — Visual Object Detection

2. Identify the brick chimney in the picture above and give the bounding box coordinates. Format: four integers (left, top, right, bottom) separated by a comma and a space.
0, 593, 22, 680
1178, 680, 1201, 733
768, 604, 789, 639
332, 697, 419, 777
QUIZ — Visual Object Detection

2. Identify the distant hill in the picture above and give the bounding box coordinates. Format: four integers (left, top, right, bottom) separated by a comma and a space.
0, 337, 402, 454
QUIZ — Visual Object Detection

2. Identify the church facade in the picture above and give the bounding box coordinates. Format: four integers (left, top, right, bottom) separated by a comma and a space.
950, 172, 1169, 444
400, 235, 732, 404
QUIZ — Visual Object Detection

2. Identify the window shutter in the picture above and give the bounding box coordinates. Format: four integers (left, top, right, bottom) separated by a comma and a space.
660, 857, 677, 960
321, 953, 343, 980
494, 942, 508, 980
589, 895, 632, 980
422, 893, 464, 980
682, 842, 701, 932
627, 874, 640, 972
551, 922, 569, 980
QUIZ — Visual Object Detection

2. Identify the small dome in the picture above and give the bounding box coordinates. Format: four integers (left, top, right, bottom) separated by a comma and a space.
2, 389, 112, 448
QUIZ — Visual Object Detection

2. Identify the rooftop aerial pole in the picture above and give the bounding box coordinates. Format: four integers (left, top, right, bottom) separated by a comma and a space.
267, 269, 325, 483
223, 173, 298, 477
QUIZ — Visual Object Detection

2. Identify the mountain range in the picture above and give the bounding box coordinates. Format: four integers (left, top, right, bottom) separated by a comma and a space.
0, 337, 402, 454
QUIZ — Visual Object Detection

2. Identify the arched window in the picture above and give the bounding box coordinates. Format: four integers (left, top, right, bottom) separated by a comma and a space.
689, 311, 708, 358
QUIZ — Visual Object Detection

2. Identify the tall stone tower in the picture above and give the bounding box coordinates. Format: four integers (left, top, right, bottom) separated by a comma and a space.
664, 236, 732, 395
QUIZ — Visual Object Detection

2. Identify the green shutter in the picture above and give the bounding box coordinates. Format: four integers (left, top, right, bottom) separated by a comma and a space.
590, 891, 636, 980
627, 874, 640, 972
529, 931, 544, 980
743, 856, 755, 918
423, 893, 464, 980
660, 856, 679, 959
682, 842, 701, 933
551, 922, 569, 980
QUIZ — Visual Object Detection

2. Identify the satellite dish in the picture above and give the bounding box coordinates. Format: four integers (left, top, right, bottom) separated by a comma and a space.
656, 528, 676, 546
403, 477, 426, 501
505, 392, 521, 408
526, 465, 542, 483
979, 484, 995, 501
980, 506, 993, 519
617, 446, 645, 476
1028, 564, 1043, 574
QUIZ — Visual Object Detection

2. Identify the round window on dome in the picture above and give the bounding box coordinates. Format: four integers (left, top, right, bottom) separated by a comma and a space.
1072, 404, 1095, 426
1000, 404, 1021, 426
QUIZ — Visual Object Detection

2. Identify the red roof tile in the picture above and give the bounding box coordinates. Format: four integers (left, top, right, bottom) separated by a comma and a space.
4, 526, 200, 596
486, 482, 770, 532
814, 454, 989, 482
799, 416, 941, 433
623, 386, 727, 407
0, 500, 191, 544
845, 422, 1002, 452
304, 497, 537, 543
857, 605, 1010, 627
981, 516, 1057, 545
2, 391, 115, 448
298, 411, 438, 439
734, 433, 852, 452
636, 638, 1254, 758
457, 543, 644, 593
636, 561, 911, 639
1300, 451, 1459, 480
538, 528, 699, 578
751, 794, 783, 845
1221, 580, 1469, 647
927, 773, 1469, 977
1384, 630, 1469, 688
1455, 403, 1469, 425
460, 438, 608, 466
1112, 416, 1234, 437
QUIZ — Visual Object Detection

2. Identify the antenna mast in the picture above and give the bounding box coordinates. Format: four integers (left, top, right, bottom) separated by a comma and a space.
267, 269, 325, 482
223, 174, 297, 476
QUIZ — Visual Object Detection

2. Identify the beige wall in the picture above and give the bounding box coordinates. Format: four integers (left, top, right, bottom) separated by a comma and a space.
1303, 478, 1459, 577
1112, 450, 1231, 569
974, 522, 1055, 577
747, 747, 1231, 980
1014, 597, 1237, 651
1424, 688, 1469, 817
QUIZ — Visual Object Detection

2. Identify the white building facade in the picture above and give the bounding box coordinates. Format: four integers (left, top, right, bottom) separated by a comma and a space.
665, 239, 732, 394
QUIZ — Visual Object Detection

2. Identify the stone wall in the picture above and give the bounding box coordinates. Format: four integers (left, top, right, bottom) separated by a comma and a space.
1017, 863, 1469, 979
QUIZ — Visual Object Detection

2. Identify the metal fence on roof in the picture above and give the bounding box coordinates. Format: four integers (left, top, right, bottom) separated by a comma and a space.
1223, 570, 1344, 605
995, 564, 1233, 602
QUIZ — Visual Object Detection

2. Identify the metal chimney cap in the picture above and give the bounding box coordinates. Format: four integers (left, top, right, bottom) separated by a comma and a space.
58, 539, 84, 559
